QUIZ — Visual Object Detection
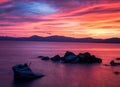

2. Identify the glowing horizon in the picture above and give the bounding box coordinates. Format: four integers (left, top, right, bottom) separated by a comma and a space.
0, 0, 120, 39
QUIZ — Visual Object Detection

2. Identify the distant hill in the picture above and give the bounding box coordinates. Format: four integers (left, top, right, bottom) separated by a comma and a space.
0, 35, 120, 43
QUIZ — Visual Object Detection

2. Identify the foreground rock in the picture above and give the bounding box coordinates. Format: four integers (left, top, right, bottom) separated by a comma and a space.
12, 64, 44, 81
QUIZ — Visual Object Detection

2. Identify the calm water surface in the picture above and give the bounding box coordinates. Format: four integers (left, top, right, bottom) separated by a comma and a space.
0, 41, 120, 87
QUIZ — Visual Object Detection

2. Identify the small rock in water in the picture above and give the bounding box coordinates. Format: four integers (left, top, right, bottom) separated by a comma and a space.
114, 71, 120, 75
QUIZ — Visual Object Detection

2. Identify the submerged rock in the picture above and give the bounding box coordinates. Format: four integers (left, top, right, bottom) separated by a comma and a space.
12, 64, 44, 81
51, 55, 61, 62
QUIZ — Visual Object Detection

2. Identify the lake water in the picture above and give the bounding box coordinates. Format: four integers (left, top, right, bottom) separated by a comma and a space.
0, 41, 120, 87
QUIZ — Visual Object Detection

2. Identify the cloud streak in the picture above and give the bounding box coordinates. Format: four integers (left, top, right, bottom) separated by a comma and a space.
0, 0, 120, 39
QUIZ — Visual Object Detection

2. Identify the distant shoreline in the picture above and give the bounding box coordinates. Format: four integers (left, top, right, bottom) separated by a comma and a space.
0, 40, 120, 44
0, 35, 120, 43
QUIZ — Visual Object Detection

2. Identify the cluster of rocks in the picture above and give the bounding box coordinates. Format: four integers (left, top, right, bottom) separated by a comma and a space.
38, 51, 102, 64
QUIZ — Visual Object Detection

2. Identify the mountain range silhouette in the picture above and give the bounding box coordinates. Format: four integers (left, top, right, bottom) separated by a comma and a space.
0, 35, 120, 43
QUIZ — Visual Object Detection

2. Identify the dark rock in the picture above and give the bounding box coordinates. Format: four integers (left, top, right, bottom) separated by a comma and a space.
51, 55, 61, 62
71, 57, 80, 63
77, 53, 102, 63
114, 71, 120, 75
77, 53, 85, 58
110, 60, 115, 66
38, 56, 50, 60
12, 64, 44, 81
84, 52, 91, 57
110, 60, 120, 66
62, 51, 76, 63
116, 57, 120, 60
94, 57, 102, 63
64, 51, 76, 57
41, 57, 50, 60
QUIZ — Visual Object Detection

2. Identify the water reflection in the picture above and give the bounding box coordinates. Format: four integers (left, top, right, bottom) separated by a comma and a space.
0, 41, 119, 87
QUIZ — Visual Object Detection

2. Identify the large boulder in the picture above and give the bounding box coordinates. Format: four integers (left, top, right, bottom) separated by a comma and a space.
12, 64, 44, 81
51, 55, 61, 62
62, 51, 76, 63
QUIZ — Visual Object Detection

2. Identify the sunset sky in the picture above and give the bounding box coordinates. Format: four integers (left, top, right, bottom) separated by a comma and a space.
0, 0, 120, 39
